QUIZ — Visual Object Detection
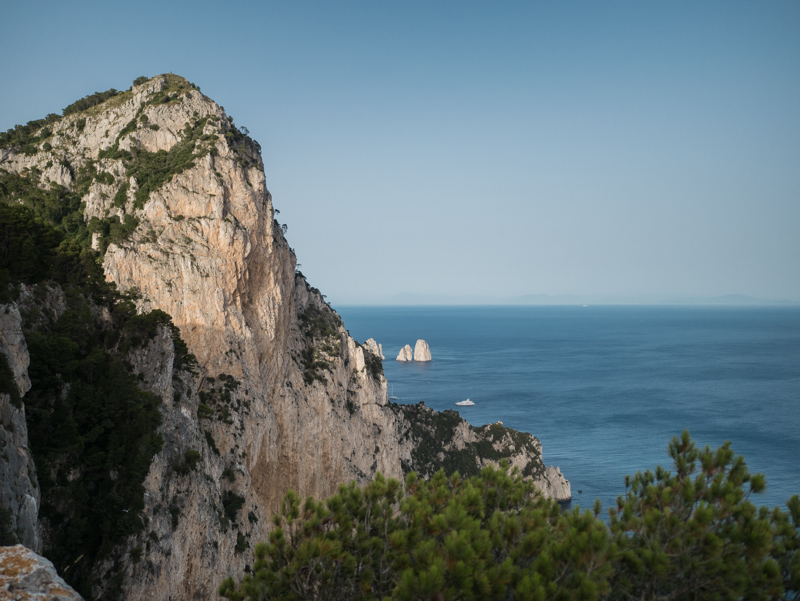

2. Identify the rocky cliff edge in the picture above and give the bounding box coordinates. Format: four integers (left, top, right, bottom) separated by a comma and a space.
0, 74, 569, 601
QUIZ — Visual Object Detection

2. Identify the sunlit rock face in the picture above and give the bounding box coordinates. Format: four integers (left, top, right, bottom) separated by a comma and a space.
0, 74, 569, 601
396, 344, 413, 361
413, 339, 431, 362
365, 338, 384, 360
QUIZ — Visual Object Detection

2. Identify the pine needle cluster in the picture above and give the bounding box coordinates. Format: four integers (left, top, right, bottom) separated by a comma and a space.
220, 432, 799, 601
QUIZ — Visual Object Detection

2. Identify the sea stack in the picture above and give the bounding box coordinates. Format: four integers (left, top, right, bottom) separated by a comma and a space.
364, 338, 384, 360
396, 345, 413, 361
414, 339, 432, 362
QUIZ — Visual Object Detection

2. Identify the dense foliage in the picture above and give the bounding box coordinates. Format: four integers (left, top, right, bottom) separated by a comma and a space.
0, 170, 92, 246
0, 203, 193, 600
0, 202, 111, 303
0, 112, 61, 153
62, 88, 121, 117
24, 297, 165, 597
0, 166, 144, 258
220, 432, 800, 601
0, 88, 120, 151
297, 303, 343, 385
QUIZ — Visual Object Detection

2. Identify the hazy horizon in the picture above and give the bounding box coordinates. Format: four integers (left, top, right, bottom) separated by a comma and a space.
2, 1, 798, 306
331, 292, 800, 308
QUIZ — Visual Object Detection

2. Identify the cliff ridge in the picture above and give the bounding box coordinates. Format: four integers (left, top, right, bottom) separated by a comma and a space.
0, 74, 569, 600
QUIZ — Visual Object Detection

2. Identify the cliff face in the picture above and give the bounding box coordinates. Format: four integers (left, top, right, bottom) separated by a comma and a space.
0, 303, 40, 551
0, 74, 569, 600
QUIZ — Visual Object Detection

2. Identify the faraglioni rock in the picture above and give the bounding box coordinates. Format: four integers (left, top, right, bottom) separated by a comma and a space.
396, 344, 413, 361
364, 338, 384, 360
414, 339, 432, 361
0, 74, 570, 601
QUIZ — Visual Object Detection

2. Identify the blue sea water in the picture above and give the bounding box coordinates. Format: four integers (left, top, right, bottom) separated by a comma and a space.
336, 305, 800, 514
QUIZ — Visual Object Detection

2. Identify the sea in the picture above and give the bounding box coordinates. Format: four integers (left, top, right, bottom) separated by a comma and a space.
336, 305, 800, 515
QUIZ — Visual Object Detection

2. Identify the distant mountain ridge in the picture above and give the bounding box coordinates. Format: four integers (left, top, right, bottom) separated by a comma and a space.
338, 292, 800, 306
512, 293, 799, 306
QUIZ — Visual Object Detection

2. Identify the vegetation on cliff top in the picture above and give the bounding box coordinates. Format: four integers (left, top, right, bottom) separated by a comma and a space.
0, 74, 198, 152
1, 73, 259, 256
391, 402, 544, 480
220, 432, 800, 601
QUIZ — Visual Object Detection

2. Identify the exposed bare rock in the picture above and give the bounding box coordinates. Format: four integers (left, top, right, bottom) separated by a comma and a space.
534, 466, 572, 502
0, 304, 31, 396
0, 545, 82, 600
396, 345, 413, 362
413, 339, 431, 362
364, 338, 384, 360
0, 303, 40, 552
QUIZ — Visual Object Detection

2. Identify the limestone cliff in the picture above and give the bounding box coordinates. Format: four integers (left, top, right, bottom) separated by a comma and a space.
0, 545, 83, 601
0, 303, 40, 551
0, 74, 569, 600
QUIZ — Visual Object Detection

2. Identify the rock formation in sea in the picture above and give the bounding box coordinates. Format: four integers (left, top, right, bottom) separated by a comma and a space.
0, 74, 570, 601
364, 338, 384, 360
414, 339, 432, 361
396, 344, 413, 362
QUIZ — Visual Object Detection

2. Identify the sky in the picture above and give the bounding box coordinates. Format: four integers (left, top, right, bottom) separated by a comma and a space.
2, 1, 798, 305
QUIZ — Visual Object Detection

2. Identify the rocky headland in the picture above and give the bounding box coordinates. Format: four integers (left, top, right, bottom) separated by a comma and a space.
0, 74, 570, 600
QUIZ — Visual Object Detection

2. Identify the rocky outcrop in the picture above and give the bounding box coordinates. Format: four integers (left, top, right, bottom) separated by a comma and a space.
364, 338, 384, 360
396, 344, 413, 362
391, 403, 570, 501
534, 466, 572, 502
413, 339, 431, 362
0, 545, 82, 600
0, 74, 570, 600
0, 303, 40, 552
0, 304, 31, 396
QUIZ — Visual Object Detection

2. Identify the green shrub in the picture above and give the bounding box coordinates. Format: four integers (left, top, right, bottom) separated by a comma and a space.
0, 114, 61, 150
223, 491, 246, 524
219, 434, 800, 601
23, 297, 165, 599
0, 203, 112, 302
235, 532, 248, 554
96, 171, 115, 186
363, 345, 383, 381
205, 430, 220, 455
173, 449, 202, 476
62, 89, 120, 117
0, 171, 91, 249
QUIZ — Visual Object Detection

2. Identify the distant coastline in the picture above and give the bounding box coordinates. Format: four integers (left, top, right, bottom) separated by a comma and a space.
334, 292, 800, 307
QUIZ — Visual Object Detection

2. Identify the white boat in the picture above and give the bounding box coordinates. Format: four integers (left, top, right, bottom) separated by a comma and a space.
455, 399, 475, 406
388, 385, 399, 401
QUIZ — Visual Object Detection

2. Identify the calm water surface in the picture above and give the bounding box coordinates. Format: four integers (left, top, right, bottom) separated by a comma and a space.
337, 305, 800, 514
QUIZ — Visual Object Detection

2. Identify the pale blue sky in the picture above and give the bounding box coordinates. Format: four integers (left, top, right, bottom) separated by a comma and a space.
2, 1, 798, 304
